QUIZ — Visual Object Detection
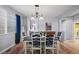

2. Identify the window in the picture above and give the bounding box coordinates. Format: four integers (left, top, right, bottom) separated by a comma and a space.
0, 8, 7, 34
7, 12, 16, 33
0, 8, 16, 35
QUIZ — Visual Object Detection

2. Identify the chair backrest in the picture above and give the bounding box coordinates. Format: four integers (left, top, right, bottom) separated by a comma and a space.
46, 31, 56, 37
57, 32, 62, 37
31, 32, 40, 37
32, 34, 40, 37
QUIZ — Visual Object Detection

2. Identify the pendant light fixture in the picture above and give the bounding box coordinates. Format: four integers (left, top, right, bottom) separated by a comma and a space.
30, 5, 44, 32
31, 5, 44, 20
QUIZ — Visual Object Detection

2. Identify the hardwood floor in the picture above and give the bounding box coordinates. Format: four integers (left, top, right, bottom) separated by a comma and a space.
2, 40, 79, 54
60, 40, 79, 54
2, 42, 24, 54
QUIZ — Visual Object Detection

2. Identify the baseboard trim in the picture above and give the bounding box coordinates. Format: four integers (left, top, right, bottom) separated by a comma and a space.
0, 44, 15, 54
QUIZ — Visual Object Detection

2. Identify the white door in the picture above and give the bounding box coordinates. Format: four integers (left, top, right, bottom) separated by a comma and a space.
62, 19, 73, 40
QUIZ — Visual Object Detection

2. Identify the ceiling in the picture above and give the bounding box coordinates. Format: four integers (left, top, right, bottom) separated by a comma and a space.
10, 5, 79, 18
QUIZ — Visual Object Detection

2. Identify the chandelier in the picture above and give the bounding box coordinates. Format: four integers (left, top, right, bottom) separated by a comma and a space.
31, 5, 44, 20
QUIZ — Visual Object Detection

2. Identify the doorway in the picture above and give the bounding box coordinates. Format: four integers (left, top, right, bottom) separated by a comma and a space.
74, 22, 79, 39
15, 15, 21, 44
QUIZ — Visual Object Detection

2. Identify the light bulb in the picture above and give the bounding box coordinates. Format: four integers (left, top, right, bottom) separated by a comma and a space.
39, 17, 44, 20
31, 17, 35, 20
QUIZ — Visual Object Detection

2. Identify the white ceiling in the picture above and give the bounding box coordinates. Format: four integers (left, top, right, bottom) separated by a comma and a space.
10, 5, 79, 18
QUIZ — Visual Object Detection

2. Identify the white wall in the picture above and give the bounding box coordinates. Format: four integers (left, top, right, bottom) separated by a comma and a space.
59, 7, 79, 40
7, 11, 16, 33
27, 17, 30, 36
60, 18, 74, 40
21, 16, 27, 41
45, 17, 59, 32
27, 17, 59, 36
0, 7, 7, 34
0, 6, 27, 52
0, 33, 15, 53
